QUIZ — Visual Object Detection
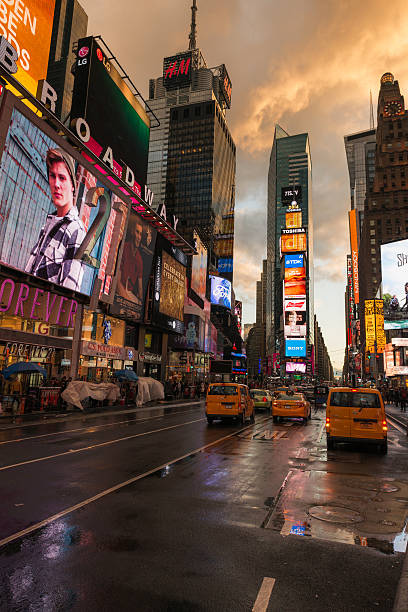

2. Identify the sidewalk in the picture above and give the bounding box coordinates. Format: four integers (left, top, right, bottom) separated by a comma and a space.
0, 398, 203, 429
385, 402, 408, 428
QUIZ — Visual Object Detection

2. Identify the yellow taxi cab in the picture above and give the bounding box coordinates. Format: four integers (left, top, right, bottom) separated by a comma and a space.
326, 387, 387, 453
272, 392, 311, 424
206, 383, 255, 425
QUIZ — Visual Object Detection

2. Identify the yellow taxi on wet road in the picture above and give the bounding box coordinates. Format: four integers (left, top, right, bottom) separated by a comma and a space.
206, 382, 255, 426
272, 391, 311, 424
325, 387, 387, 453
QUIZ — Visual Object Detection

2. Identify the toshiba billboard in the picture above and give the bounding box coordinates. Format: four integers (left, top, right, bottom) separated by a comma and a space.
0, 1, 55, 95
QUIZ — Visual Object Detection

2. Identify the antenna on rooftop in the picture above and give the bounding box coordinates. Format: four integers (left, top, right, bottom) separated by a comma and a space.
370, 90, 374, 130
189, 0, 197, 50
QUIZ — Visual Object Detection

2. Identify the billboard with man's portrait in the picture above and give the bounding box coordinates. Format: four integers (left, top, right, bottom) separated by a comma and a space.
111, 209, 157, 321
0, 107, 126, 297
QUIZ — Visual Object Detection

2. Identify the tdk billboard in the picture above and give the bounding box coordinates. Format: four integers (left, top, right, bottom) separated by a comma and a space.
284, 254, 304, 268
285, 338, 306, 357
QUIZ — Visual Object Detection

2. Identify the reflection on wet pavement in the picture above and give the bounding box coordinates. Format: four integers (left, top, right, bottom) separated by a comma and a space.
266, 469, 408, 554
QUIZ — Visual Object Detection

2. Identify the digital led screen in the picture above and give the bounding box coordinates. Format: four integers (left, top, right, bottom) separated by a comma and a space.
281, 232, 307, 253
210, 276, 232, 309
0, 107, 125, 297
286, 211, 302, 229
111, 209, 157, 321
0, 1, 55, 95
281, 186, 302, 206
286, 362, 306, 374
234, 300, 242, 336
72, 37, 150, 194
381, 239, 408, 329
285, 338, 306, 357
163, 51, 193, 90
284, 255, 306, 298
284, 298, 306, 311
191, 231, 207, 299
284, 309, 307, 338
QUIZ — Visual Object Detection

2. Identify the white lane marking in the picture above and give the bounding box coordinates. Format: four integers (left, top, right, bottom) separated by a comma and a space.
317, 422, 325, 443
252, 577, 276, 612
387, 417, 406, 435
0, 422, 255, 548
0, 417, 205, 472
0, 407, 201, 446
0, 401, 202, 432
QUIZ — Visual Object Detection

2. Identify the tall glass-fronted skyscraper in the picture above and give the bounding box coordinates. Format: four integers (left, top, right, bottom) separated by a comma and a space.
266, 126, 313, 372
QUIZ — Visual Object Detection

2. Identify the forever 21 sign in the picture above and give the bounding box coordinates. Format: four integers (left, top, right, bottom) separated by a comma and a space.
4, 342, 55, 359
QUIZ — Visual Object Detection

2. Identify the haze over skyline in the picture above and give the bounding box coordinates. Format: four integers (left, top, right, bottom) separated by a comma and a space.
79, 0, 408, 370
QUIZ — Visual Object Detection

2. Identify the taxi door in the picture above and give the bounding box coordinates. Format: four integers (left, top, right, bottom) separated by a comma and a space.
327, 390, 351, 439
350, 391, 384, 440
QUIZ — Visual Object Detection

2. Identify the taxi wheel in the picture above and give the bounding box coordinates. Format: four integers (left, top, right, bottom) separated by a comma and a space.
273, 416, 278, 423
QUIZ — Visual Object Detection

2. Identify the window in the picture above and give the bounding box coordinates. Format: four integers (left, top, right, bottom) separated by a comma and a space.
330, 392, 380, 408
208, 385, 238, 395
370, 220, 375, 226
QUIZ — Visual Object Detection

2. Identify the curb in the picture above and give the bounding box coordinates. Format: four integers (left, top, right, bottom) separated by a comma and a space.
393, 549, 408, 612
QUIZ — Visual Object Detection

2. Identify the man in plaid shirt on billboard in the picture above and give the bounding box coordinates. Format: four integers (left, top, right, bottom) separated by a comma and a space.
25, 148, 86, 292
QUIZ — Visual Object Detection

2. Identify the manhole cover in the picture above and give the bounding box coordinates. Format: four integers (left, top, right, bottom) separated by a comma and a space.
308, 505, 363, 524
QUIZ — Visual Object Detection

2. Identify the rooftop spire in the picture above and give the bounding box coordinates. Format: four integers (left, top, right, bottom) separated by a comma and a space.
189, 0, 197, 50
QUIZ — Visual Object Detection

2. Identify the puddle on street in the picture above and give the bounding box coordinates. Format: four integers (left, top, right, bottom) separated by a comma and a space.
266, 470, 408, 554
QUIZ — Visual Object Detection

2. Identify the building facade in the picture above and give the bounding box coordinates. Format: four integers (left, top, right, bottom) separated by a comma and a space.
47, 0, 88, 121
266, 126, 313, 377
147, 49, 235, 281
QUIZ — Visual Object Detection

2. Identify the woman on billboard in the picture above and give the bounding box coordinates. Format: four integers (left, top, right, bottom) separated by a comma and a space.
25, 148, 86, 291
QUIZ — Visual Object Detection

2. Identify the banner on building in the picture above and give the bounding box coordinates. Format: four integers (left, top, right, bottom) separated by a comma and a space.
365, 300, 376, 353
381, 238, 408, 330
349, 209, 360, 304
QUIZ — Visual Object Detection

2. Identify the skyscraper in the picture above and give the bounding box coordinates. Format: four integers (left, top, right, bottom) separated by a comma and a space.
146, 1, 235, 281
47, 0, 88, 121
344, 129, 376, 239
266, 126, 313, 375
360, 73, 408, 304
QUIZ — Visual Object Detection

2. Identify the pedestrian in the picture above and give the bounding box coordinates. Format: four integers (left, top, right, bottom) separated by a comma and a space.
401, 387, 407, 413
177, 380, 182, 399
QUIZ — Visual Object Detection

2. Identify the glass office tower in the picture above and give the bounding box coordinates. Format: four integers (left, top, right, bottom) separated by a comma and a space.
266, 126, 313, 373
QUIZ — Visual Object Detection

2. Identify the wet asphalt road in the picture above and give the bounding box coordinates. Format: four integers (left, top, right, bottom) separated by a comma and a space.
0, 403, 407, 611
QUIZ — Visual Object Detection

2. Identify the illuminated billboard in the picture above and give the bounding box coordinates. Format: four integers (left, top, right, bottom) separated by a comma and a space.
153, 246, 186, 333
284, 298, 306, 311
285, 338, 306, 357
284, 309, 307, 338
163, 51, 193, 90
286, 210, 302, 229
71, 37, 150, 195
284, 254, 306, 298
111, 210, 157, 321
286, 362, 306, 374
234, 300, 242, 336
281, 186, 302, 206
0, 106, 125, 296
0, 1, 55, 95
349, 210, 359, 304
381, 238, 408, 329
281, 232, 307, 253
365, 300, 376, 353
210, 276, 232, 309
191, 231, 207, 299
220, 64, 232, 109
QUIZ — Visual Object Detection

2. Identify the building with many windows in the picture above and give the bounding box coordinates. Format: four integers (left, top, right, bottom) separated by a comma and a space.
266, 127, 313, 375
146, 7, 235, 281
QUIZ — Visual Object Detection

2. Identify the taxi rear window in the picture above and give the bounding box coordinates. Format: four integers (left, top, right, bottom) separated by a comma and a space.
330, 392, 380, 408
279, 394, 303, 401
208, 385, 238, 395
251, 391, 266, 397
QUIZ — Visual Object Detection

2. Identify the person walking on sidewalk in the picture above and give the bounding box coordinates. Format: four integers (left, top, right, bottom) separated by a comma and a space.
401, 387, 407, 413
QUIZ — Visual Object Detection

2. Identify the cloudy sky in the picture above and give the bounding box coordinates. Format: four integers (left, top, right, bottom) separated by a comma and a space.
81, 0, 408, 370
